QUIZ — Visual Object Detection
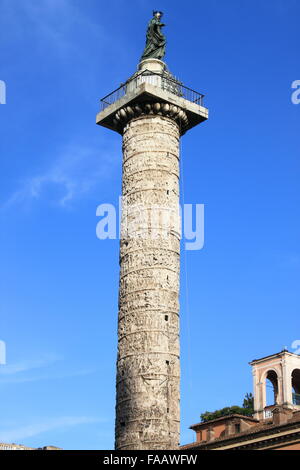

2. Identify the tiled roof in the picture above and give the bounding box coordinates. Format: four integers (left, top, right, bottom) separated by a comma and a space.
181, 413, 300, 449
190, 413, 258, 430
249, 350, 300, 365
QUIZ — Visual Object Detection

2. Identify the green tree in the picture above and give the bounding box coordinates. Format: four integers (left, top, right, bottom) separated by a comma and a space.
243, 392, 254, 410
200, 393, 254, 423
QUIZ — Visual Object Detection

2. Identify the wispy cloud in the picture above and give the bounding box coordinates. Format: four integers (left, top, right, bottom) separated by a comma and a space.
0, 352, 97, 384
2, 141, 118, 210
0, 354, 61, 376
278, 253, 300, 269
1, 0, 107, 55
0, 367, 96, 385
0, 416, 103, 443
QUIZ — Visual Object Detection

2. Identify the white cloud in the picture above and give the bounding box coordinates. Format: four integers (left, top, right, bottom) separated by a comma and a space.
1, 0, 106, 53
0, 367, 96, 385
2, 141, 118, 210
0, 416, 102, 444
278, 253, 300, 269
0, 351, 97, 384
0, 354, 62, 376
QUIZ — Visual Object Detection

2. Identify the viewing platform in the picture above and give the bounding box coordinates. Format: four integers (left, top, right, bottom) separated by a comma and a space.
96, 59, 208, 135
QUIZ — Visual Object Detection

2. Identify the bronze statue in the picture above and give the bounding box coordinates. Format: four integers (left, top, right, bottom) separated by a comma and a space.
140, 11, 166, 61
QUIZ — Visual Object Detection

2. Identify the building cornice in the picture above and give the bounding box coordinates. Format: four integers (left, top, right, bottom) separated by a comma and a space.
182, 418, 300, 450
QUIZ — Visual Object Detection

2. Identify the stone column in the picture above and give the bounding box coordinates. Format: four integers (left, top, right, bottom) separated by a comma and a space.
116, 114, 181, 450
252, 366, 261, 420
282, 359, 293, 407
96, 59, 208, 450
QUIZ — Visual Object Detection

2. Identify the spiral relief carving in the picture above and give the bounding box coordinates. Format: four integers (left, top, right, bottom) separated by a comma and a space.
115, 115, 180, 450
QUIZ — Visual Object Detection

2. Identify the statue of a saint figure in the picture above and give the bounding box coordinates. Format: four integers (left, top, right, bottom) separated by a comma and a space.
140, 11, 166, 61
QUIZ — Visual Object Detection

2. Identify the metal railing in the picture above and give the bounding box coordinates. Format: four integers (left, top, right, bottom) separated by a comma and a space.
100, 70, 205, 111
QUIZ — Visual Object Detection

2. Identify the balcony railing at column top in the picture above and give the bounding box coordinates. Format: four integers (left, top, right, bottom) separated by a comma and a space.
99, 70, 205, 112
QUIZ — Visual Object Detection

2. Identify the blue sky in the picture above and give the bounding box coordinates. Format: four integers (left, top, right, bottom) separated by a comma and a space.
0, 0, 299, 450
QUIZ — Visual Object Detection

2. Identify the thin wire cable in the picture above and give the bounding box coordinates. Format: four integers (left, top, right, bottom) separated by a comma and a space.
179, 125, 193, 392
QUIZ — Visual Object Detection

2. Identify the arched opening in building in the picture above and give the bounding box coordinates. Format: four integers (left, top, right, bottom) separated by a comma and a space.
292, 369, 300, 406
266, 370, 278, 406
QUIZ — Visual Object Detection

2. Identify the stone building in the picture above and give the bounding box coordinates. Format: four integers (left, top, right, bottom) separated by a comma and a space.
0, 443, 61, 450
182, 350, 300, 450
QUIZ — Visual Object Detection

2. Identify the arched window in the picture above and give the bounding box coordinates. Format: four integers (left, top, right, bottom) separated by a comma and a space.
266, 370, 278, 406
292, 369, 300, 406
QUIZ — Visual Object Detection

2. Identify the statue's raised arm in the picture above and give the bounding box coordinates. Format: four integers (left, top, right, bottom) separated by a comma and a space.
140, 11, 166, 62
